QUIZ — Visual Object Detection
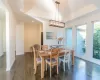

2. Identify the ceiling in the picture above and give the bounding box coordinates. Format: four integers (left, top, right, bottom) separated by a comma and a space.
6, 0, 100, 22
3, 0, 42, 24
14, 11, 42, 24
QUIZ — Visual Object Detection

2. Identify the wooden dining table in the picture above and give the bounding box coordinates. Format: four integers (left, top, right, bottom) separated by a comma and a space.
39, 49, 74, 79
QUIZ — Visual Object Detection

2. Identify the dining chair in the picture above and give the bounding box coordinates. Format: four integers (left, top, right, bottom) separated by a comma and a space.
45, 48, 59, 77
34, 44, 40, 58
33, 47, 41, 74
42, 45, 48, 51
59, 49, 71, 71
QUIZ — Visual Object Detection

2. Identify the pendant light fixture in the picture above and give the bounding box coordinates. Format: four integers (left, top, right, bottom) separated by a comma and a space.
49, 1, 65, 28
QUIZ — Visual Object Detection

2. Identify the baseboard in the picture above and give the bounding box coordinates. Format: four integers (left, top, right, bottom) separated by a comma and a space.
0, 52, 6, 57
16, 52, 24, 55
25, 52, 32, 54
75, 55, 100, 66
6, 58, 15, 71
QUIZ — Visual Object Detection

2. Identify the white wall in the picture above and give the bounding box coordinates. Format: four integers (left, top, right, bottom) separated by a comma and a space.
43, 21, 65, 46
66, 9, 100, 65
3, 21, 6, 53
0, 20, 6, 56
16, 22, 24, 55
24, 23, 41, 52
5, 2, 17, 71
0, 21, 3, 56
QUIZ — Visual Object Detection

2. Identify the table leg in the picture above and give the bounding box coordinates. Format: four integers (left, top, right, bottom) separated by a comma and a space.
72, 50, 74, 66
41, 57, 44, 79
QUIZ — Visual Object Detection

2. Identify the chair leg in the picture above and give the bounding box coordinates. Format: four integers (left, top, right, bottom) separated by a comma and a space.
59, 59, 61, 66
33, 64, 35, 69
44, 61, 45, 72
63, 62, 65, 72
57, 64, 59, 74
68, 61, 70, 70
46, 63, 47, 71
34, 64, 37, 74
50, 66, 52, 78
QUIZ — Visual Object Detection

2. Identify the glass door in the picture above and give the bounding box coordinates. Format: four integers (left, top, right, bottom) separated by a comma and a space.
93, 22, 100, 59
65, 28, 72, 49
76, 25, 87, 56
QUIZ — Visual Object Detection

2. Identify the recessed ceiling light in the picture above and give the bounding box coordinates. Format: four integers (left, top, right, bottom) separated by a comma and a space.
32, 21, 34, 22
20, 9, 23, 12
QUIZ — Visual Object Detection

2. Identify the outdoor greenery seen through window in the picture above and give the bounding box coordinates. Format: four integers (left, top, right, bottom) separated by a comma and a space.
93, 22, 100, 59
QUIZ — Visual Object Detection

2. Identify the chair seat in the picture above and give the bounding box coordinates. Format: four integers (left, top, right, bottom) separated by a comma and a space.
59, 56, 64, 59
46, 58, 56, 63
59, 56, 69, 62
36, 58, 41, 63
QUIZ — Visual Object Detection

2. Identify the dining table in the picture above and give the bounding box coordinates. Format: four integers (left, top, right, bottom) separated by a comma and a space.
39, 49, 74, 79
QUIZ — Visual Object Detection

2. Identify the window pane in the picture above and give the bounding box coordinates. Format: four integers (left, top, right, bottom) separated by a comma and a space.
93, 22, 100, 59
76, 25, 87, 56
65, 28, 72, 49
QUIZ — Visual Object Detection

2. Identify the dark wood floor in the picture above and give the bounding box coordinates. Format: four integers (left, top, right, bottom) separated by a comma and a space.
0, 53, 100, 80
0, 53, 6, 70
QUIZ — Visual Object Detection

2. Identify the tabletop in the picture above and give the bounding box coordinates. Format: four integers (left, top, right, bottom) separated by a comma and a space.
39, 50, 70, 57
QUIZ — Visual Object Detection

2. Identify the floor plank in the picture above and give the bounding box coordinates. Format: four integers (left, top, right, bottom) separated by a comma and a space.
0, 53, 6, 70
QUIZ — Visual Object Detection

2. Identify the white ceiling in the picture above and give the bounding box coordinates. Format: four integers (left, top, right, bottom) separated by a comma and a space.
5, 0, 42, 24
7, 0, 100, 22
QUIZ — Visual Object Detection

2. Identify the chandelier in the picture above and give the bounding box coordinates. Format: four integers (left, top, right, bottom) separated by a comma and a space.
49, 1, 65, 28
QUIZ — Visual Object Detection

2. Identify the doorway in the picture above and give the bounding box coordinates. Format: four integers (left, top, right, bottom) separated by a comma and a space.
41, 32, 43, 45
0, 2, 6, 70
76, 25, 87, 57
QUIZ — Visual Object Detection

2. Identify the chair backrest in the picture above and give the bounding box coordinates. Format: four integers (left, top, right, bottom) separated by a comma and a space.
42, 45, 48, 51
64, 49, 71, 61
30, 46, 33, 53
34, 44, 40, 50
34, 44, 40, 57
33, 47, 36, 62
50, 48, 59, 59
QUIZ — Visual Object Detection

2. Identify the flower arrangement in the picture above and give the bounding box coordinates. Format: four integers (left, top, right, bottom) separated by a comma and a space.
58, 37, 63, 44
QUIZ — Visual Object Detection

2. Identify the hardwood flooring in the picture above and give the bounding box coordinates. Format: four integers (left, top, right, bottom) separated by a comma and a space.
0, 53, 100, 80
0, 53, 6, 70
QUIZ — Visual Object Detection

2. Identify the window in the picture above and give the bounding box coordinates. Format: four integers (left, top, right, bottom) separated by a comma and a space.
65, 28, 72, 49
93, 22, 100, 59
76, 25, 87, 56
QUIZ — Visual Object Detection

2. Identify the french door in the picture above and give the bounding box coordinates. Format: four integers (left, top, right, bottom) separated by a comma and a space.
76, 25, 87, 56
93, 22, 100, 59
65, 28, 72, 49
